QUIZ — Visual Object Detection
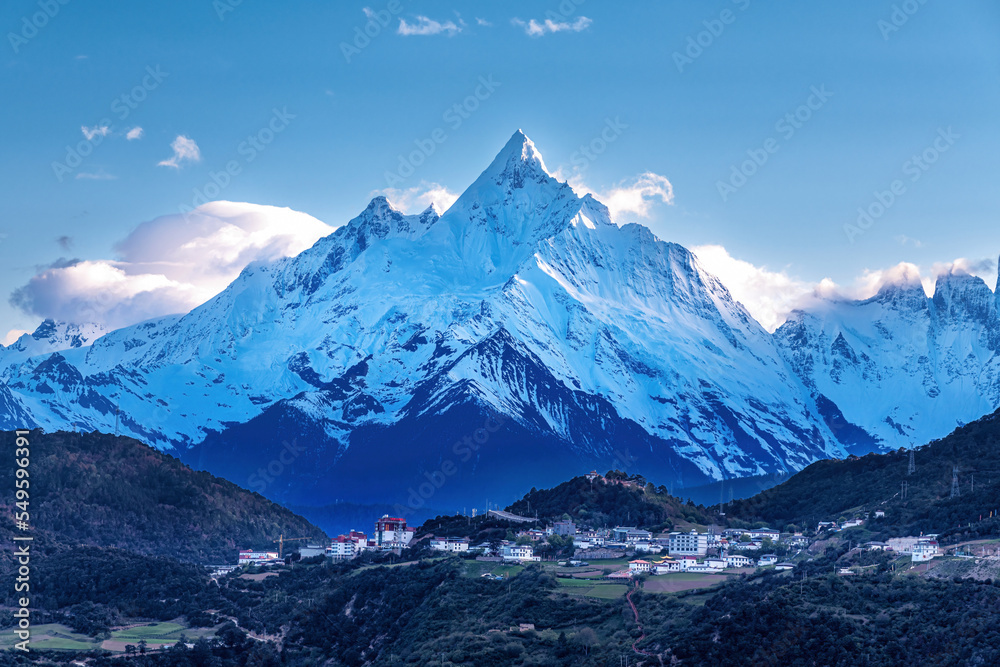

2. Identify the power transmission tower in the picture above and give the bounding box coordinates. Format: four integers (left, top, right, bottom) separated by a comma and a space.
908, 449, 915, 475
901, 481, 907, 500
114, 400, 120, 438
951, 466, 960, 499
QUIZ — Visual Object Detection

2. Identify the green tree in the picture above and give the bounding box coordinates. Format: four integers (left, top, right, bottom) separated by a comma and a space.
577, 627, 598, 657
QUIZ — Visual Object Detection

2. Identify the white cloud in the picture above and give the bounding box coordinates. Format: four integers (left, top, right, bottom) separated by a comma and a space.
75, 170, 116, 181
126, 126, 144, 141
693, 245, 817, 332
81, 124, 111, 141
511, 16, 592, 37
398, 15, 463, 36
10, 202, 334, 329
157, 135, 201, 169
691, 249, 999, 332
476, 18, 492, 26
375, 182, 459, 215
561, 171, 674, 221
3, 329, 30, 346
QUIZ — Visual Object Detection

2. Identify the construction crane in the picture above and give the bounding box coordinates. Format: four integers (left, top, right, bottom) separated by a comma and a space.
273, 534, 310, 559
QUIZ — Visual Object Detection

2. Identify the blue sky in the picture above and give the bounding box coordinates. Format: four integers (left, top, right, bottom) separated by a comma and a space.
2, 0, 999, 338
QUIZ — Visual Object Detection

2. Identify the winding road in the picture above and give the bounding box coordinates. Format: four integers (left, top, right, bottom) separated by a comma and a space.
625, 584, 656, 661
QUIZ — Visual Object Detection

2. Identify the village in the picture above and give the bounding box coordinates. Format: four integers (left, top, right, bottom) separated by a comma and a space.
237, 507, 946, 580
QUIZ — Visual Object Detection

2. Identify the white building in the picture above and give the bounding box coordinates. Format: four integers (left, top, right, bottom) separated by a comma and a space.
725, 554, 753, 568
502, 544, 539, 562
375, 515, 415, 547
758, 554, 778, 566
677, 555, 700, 570
749, 528, 780, 541
911, 539, 940, 562
887, 536, 939, 558
704, 558, 726, 570
613, 527, 653, 543
629, 559, 653, 573
787, 535, 810, 548
668, 530, 709, 556
654, 561, 680, 574
429, 537, 470, 553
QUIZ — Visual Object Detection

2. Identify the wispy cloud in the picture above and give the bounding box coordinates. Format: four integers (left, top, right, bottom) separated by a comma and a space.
81, 124, 111, 141
511, 16, 592, 37
476, 17, 492, 27
692, 245, 817, 332
691, 248, 999, 332
561, 171, 674, 220
126, 126, 144, 141
398, 15, 464, 36
375, 181, 459, 215
157, 135, 201, 169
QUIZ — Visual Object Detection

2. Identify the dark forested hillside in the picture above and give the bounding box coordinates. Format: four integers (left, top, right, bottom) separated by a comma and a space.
0, 430, 326, 565
506, 471, 713, 529
727, 408, 1000, 540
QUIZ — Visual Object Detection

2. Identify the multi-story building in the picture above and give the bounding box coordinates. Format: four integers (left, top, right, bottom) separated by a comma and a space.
911, 538, 940, 562
327, 530, 370, 561
551, 520, 576, 536
724, 554, 753, 568
887, 536, 940, 559
628, 559, 653, 573
501, 544, 539, 561
375, 515, 415, 547
613, 527, 653, 543
749, 528, 780, 541
429, 537, 470, 553
668, 530, 709, 556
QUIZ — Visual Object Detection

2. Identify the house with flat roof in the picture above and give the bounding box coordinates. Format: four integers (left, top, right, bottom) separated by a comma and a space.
668, 530, 708, 556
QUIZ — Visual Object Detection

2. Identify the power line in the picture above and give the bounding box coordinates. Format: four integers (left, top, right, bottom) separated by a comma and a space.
908, 449, 915, 475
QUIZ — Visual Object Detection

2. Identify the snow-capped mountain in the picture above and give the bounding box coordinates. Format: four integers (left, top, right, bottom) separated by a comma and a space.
776, 268, 1000, 448
2, 131, 997, 508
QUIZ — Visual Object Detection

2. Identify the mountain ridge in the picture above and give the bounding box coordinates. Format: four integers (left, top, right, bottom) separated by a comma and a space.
2, 130, 998, 509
